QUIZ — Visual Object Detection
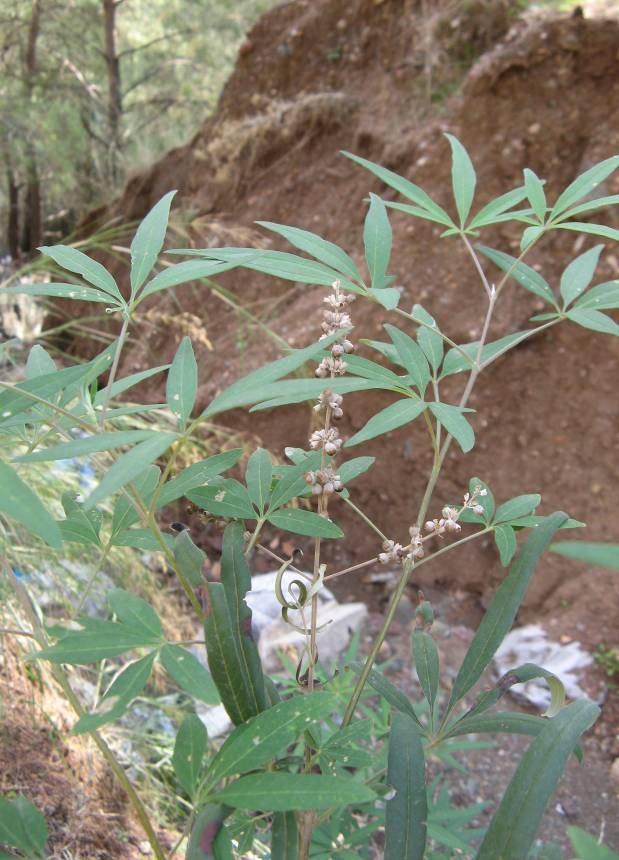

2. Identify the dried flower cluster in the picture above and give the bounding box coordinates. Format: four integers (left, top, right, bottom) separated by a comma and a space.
304, 466, 344, 496
379, 485, 488, 564
305, 281, 355, 493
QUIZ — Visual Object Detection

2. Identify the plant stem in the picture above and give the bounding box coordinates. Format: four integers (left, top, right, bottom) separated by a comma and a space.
343, 498, 388, 542
98, 313, 130, 427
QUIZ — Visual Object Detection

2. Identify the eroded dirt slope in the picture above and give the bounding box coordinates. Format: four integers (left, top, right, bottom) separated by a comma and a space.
80, 0, 619, 647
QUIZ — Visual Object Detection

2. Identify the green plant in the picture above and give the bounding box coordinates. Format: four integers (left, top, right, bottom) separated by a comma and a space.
1, 136, 618, 858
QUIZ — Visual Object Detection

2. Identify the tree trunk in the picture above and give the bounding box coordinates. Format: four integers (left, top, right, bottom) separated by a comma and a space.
102, 0, 122, 184
6, 167, 20, 261
21, 0, 43, 254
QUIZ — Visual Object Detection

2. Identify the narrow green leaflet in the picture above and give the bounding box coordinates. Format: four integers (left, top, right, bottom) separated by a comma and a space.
385, 712, 427, 860
174, 529, 206, 586
445, 711, 548, 741
338, 456, 375, 484
476, 699, 600, 860
0, 795, 47, 857
139, 259, 238, 300
205, 693, 337, 788
0, 461, 62, 547
167, 336, 197, 427
245, 448, 273, 515
574, 281, 619, 311
202, 331, 343, 418
0, 350, 113, 426
111, 529, 174, 551
257, 221, 362, 283
160, 644, 220, 705
557, 222, 619, 242
476, 245, 556, 305
39, 244, 123, 303
568, 827, 619, 860
108, 589, 163, 639
73, 651, 156, 733
84, 432, 177, 509
523, 169, 547, 221
212, 523, 267, 719
0, 282, 113, 303
342, 151, 455, 227
15, 429, 155, 462
214, 773, 375, 811
272, 812, 298, 860
94, 364, 170, 406
173, 714, 208, 797
368, 285, 400, 309
268, 458, 316, 511
130, 190, 176, 296
468, 186, 529, 230
447, 512, 568, 710
111, 465, 160, 534
567, 308, 619, 336
364, 193, 392, 290
157, 449, 242, 508
417, 324, 443, 375
429, 402, 475, 453
204, 584, 252, 725
494, 524, 517, 567
354, 662, 423, 729
412, 630, 440, 720
26, 345, 56, 378
36, 621, 160, 665
384, 324, 431, 393
560, 245, 604, 308
441, 331, 533, 378
59, 492, 102, 546
267, 508, 343, 539
494, 494, 541, 523
559, 194, 619, 220
346, 399, 427, 447
551, 155, 619, 217
188, 479, 256, 519
445, 134, 476, 226
249, 377, 389, 411
550, 541, 619, 571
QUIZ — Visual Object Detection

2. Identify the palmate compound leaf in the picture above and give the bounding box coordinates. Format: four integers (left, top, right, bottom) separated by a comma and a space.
476, 699, 600, 860
385, 712, 427, 860
203, 692, 337, 789
214, 773, 376, 811
446, 512, 568, 713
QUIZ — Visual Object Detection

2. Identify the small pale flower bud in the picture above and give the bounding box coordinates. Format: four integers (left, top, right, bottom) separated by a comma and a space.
425, 521, 436, 532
